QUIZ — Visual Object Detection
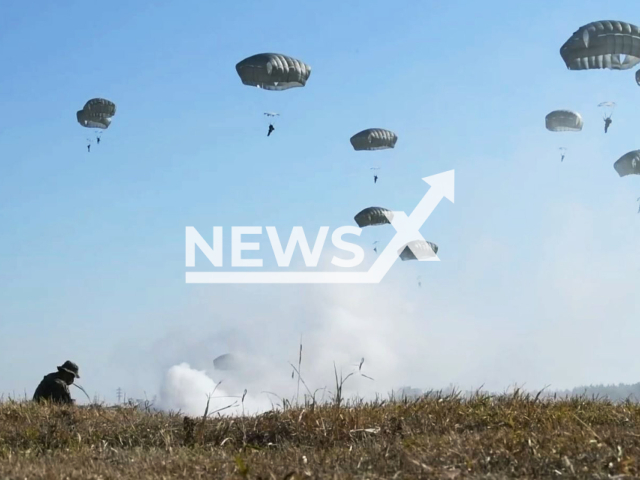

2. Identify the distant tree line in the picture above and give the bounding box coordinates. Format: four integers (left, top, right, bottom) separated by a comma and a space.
550, 382, 640, 403
391, 383, 640, 404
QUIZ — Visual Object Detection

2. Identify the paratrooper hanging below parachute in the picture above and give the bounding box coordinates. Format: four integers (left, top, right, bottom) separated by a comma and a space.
598, 102, 616, 133
370, 167, 380, 184
235, 54, 308, 138
264, 112, 279, 137
76, 98, 116, 151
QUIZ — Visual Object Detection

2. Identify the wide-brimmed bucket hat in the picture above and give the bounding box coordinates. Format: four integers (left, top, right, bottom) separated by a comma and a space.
57, 360, 80, 379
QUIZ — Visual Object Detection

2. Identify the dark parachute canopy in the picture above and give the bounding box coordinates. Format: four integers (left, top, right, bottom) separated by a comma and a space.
76, 110, 111, 129
398, 240, 439, 261
636, 69, 640, 85
213, 353, 240, 371
560, 21, 640, 70
545, 110, 583, 132
350, 128, 398, 151
614, 150, 640, 177
77, 98, 116, 129
84, 98, 116, 116
235, 53, 311, 91
354, 207, 394, 228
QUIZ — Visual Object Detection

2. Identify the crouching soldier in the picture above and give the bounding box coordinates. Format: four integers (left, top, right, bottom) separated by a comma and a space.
33, 360, 80, 405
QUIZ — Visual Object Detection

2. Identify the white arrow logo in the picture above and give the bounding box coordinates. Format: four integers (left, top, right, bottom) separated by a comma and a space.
186, 170, 454, 284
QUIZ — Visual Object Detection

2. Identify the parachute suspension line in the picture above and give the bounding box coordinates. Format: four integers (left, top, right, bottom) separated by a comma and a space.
598, 102, 616, 119
370, 166, 380, 184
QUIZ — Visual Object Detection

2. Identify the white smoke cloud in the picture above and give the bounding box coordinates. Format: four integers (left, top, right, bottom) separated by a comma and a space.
157, 362, 274, 416
149, 276, 517, 415
158, 363, 217, 415
111, 190, 640, 412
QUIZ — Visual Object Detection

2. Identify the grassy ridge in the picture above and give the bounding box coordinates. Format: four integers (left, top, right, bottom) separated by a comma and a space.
1, 392, 640, 479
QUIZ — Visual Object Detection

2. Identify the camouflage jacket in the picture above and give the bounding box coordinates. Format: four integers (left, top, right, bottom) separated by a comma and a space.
33, 372, 74, 404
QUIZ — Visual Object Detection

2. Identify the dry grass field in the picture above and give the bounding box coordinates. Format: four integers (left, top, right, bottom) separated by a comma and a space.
1, 390, 640, 479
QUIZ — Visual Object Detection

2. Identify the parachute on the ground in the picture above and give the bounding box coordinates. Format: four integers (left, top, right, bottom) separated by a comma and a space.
614, 150, 640, 177
77, 98, 116, 129
213, 353, 240, 371
354, 207, 393, 227
545, 110, 583, 132
235, 53, 311, 91
560, 21, 640, 70
398, 240, 439, 261
350, 128, 398, 151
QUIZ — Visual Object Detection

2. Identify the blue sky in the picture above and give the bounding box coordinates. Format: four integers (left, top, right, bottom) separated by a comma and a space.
1, 1, 639, 406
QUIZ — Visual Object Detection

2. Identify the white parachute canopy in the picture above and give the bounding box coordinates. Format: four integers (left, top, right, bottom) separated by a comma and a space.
598, 101, 616, 118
